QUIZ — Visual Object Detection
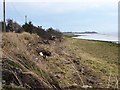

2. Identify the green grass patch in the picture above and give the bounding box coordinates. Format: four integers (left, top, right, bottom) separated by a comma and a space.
64, 37, 118, 77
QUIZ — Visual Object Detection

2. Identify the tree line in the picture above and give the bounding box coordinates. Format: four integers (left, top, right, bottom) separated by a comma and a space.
1, 19, 63, 40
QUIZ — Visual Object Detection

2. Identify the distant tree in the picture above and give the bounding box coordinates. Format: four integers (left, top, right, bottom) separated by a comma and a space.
22, 21, 33, 34
55, 29, 63, 38
28, 21, 33, 34
13, 22, 21, 32
6, 19, 13, 32
6, 19, 22, 33
34, 27, 50, 39
46, 27, 63, 39
6, 19, 21, 32
22, 22, 63, 40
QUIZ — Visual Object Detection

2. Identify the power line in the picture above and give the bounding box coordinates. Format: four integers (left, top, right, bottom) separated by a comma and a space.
9, 2, 32, 24
10, 2, 23, 18
7, 2, 44, 26
7, 2, 26, 25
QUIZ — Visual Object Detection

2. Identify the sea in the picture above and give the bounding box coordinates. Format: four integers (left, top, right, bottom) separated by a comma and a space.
73, 33, 119, 44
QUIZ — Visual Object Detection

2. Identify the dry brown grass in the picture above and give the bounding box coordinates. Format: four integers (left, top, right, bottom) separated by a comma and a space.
2, 32, 119, 89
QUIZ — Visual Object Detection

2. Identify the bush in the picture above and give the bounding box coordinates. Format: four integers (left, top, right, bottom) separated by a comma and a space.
22, 22, 33, 34
22, 22, 63, 40
46, 27, 63, 39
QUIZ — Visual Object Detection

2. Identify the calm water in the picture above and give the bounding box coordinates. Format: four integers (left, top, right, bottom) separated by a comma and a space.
73, 33, 119, 43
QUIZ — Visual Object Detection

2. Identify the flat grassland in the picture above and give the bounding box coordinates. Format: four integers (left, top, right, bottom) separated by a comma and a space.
64, 37, 118, 76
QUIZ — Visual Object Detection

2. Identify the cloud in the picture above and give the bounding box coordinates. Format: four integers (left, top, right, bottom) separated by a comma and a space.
2, 0, 117, 33
6, 0, 119, 3
5, 0, 118, 14
14, 1, 117, 13
35, 1, 118, 13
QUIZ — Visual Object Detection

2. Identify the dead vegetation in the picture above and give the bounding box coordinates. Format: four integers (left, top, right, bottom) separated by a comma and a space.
1, 32, 119, 89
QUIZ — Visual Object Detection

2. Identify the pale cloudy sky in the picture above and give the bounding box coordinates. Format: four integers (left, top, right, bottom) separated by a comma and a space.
0, 0, 119, 33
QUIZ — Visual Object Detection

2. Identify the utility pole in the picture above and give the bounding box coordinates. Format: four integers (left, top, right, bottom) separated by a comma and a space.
25, 15, 27, 24
12, 19, 14, 32
3, 0, 6, 32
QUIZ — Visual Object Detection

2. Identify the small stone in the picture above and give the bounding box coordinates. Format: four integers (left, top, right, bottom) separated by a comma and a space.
28, 44, 31, 46
39, 52, 43, 56
64, 60, 71, 64
72, 83, 78, 86
2, 80, 6, 84
73, 59, 80, 65
54, 74, 61, 79
82, 85, 92, 88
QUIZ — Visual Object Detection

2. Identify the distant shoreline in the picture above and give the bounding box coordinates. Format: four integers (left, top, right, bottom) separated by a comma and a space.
72, 33, 118, 44
73, 37, 119, 44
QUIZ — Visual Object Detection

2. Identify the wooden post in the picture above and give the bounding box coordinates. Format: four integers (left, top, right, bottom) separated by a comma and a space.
3, 0, 6, 32
25, 15, 27, 24
12, 19, 14, 32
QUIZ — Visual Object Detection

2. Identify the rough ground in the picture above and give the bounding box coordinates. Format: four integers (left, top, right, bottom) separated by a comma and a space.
1, 32, 119, 90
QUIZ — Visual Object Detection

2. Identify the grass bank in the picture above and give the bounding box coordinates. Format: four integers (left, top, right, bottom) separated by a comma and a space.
2, 32, 119, 89
64, 37, 118, 78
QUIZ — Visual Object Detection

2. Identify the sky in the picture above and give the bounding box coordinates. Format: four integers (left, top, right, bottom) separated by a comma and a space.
0, 0, 119, 33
